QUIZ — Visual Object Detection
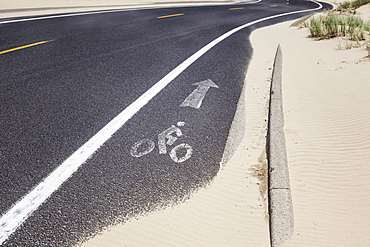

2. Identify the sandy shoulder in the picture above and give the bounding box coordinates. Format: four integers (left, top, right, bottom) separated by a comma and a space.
249, 5, 370, 246
281, 25, 370, 247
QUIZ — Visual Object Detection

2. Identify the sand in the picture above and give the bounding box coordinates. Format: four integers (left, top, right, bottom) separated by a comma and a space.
2, 1, 370, 246
280, 10, 370, 247
247, 4, 370, 247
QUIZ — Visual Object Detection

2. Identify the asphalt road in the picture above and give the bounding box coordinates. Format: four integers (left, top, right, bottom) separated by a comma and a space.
0, 0, 331, 246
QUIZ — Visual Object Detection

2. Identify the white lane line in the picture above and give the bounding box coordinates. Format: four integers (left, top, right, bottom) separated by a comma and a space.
0, 1, 322, 244
0, 0, 262, 25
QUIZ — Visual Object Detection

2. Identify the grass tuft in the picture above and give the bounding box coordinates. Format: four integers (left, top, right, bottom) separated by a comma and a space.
338, 0, 370, 10
309, 17, 324, 37
307, 14, 365, 39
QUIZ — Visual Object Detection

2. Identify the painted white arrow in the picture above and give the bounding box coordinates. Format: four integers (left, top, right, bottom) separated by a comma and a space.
180, 79, 219, 109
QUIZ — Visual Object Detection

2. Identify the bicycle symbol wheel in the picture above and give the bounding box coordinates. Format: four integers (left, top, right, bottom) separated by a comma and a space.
130, 139, 155, 158
169, 143, 193, 163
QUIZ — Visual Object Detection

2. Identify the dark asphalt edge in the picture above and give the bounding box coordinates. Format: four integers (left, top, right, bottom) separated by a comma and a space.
266, 45, 293, 247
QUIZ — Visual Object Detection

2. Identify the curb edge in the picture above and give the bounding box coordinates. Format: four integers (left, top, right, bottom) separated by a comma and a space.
267, 44, 294, 247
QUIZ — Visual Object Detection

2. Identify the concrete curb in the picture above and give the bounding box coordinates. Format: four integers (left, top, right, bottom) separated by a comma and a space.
267, 45, 294, 247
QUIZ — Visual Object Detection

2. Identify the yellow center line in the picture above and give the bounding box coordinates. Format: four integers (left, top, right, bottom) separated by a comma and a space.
157, 13, 184, 19
229, 7, 244, 10
270, 5, 278, 7
0, 40, 55, 55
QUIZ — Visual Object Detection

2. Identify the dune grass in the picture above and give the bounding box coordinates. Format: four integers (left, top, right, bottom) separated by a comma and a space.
302, 9, 370, 55
308, 13, 368, 39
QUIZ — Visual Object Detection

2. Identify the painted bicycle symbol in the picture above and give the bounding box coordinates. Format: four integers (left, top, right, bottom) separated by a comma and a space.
130, 122, 193, 163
